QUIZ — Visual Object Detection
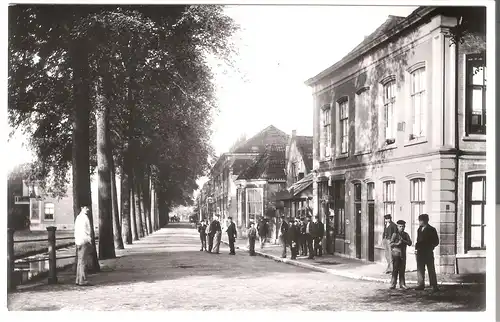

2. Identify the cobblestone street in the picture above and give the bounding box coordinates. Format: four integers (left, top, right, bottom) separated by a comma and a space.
8, 224, 485, 311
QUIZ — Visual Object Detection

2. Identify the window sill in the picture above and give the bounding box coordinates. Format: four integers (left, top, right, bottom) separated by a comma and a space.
378, 144, 398, 152
404, 138, 428, 147
354, 150, 372, 156
457, 251, 486, 258
336, 154, 348, 160
462, 135, 486, 142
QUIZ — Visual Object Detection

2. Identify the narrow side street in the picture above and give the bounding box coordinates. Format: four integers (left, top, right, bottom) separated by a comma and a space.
8, 224, 485, 311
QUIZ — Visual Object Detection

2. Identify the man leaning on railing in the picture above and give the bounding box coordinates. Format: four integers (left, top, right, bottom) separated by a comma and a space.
74, 206, 92, 286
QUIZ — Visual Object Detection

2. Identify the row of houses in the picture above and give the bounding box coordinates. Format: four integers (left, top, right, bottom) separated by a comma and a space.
198, 6, 487, 275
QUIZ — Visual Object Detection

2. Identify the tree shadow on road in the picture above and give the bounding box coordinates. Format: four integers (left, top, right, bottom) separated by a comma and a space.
357, 284, 486, 311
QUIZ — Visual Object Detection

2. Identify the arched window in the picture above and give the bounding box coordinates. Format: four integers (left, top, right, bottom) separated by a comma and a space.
409, 65, 426, 139
410, 178, 425, 239
383, 180, 396, 219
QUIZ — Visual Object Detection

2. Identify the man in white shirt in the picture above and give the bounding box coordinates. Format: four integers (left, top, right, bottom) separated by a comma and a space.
74, 206, 92, 286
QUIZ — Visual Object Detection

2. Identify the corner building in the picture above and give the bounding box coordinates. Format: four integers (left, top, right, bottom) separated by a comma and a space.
306, 7, 486, 274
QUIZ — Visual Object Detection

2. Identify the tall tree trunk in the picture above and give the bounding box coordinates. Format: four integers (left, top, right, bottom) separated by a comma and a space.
70, 40, 100, 272
150, 183, 157, 231
138, 181, 148, 236
130, 184, 139, 241
111, 157, 124, 249
133, 173, 144, 238
120, 156, 132, 244
95, 79, 115, 260
143, 174, 153, 234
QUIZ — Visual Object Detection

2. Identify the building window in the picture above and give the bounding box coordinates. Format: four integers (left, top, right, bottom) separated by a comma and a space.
339, 99, 349, 154
367, 182, 375, 201
291, 161, 299, 183
383, 181, 396, 219
410, 67, 426, 139
466, 54, 486, 135
383, 80, 396, 141
246, 188, 263, 225
466, 174, 486, 250
355, 88, 371, 153
410, 178, 425, 239
322, 105, 332, 158
333, 181, 345, 238
44, 202, 55, 221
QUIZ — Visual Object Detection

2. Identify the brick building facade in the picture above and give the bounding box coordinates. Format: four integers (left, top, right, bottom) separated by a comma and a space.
306, 7, 486, 274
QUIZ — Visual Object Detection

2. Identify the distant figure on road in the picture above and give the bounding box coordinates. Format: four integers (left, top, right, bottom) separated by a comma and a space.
74, 206, 92, 286
415, 213, 440, 293
257, 217, 268, 249
210, 215, 222, 254
198, 220, 208, 252
305, 215, 315, 259
382, 214, 398, 273
389, 220, 412, 290
313, 215, 324, 257
279, 215, 289, 258
248, 221, 258, 256
226, 216, 237, 255
288, 218, 300, 260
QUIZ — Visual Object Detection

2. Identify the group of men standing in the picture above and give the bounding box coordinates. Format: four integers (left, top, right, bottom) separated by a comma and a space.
382, 213, 440, 292
197, 215, 237, 255
278, 214, 324, 260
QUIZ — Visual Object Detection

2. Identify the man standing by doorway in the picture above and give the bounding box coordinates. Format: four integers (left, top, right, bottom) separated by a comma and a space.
305, 215, 315, 259
279, 215, 289, 258
327, 213, 335, 254
415, 214, 440, 293
383, 214, 398, 273
226, 216, 237, 255
75, 206, 92, 286
313, 215, 324, 257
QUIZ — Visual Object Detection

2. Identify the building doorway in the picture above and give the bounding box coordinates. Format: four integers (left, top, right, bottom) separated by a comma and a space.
354, 183, 362, 259
367, 182, 375, 262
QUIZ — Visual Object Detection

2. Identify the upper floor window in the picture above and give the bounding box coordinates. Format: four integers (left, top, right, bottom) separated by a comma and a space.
339, 99, 349, 154
466, 174, 486, 250
322, 104, 332, 159
367, 182, 375, 202
466, 54, 486, 135
355, 87, 371, 153
44, 202, 55, 221
410, 67, 426, 139
383, 80, 396, 142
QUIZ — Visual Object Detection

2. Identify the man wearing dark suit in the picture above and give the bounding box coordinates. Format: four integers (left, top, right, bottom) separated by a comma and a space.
382, 214, 398, 273
226, 216, 237, 255
279, 215, 289, 258
198, 220, 208, 252
257, 217, 268, 249
415, 213, 440, 292
288, 218, 300, 260
208, 215, 222, 254
313, 215, 325, 257
305, 215, 315, 259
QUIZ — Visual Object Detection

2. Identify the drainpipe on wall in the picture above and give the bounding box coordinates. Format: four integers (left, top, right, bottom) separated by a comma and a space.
453, 16, 462, 269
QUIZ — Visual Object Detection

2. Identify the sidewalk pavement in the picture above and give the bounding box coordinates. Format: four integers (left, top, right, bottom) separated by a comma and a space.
222, 237, 485, 286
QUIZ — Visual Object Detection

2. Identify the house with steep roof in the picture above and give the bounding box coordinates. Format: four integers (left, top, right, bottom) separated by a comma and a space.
202, 125, 289, 238
306, 6, 486, 274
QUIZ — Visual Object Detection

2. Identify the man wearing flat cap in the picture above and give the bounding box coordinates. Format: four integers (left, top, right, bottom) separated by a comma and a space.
382, 214, 398, 273
389, 220, 412, 289
415, 213, 440, 292
288, 218, 300, 260
279, 215, 289, 258
305, 215, 315, 259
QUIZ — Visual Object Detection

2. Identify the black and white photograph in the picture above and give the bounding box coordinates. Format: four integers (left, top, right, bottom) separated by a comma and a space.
5, 0, 494, 315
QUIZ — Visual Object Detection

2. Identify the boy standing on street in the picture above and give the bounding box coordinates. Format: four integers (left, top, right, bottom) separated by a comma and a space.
389, 220, 412, 289
248, 222, 258, 256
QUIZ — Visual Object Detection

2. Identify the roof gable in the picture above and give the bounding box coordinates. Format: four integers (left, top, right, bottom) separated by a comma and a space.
237, 145, 287, 181
233, 125, 289, 154
294, 135, 313, 172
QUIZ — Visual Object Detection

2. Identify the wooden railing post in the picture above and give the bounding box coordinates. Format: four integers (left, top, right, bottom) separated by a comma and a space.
7, 228, 15, 292
47, 226, 57, 284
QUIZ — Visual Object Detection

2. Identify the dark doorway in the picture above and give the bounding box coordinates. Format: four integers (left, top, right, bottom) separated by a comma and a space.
354, 183, 362, 259
367, 182, 375, 262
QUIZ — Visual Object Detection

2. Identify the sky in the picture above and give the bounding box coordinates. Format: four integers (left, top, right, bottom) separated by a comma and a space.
5, 5, 418, 174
